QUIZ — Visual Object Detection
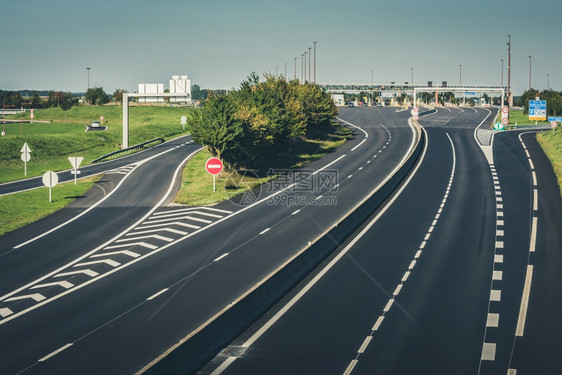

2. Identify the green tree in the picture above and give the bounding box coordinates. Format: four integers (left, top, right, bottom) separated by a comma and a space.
85, 87, 109, 105
113, 89, 127, 104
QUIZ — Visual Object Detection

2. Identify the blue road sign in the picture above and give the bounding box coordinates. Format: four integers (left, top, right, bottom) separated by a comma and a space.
529, 100, 547, 120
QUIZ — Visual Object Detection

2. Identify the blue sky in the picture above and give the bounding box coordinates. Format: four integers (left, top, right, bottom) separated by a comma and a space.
1, 0, 560, 94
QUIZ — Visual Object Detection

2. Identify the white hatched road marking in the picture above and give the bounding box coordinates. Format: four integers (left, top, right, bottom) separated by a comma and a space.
55, 269, 99, 278
91, 250, 140, 258
31, 281, 74, 290
74, 259, 120, 268
5, 293, 46, 302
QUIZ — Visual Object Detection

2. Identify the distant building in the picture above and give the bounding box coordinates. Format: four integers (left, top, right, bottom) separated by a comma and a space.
138, 83, 164, 103
169, 75, 191, 103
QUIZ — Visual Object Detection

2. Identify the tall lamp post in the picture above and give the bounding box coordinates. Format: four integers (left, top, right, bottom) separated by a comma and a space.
86, 67, 91, 91
304, 51, 307, 82
507, 35, 511, 106
529, 56, 531, 90
313, 41, 317, 83
547, 73, 550, 90
501, 59, 504, 87
294, 57, 297, 80
371, 70, 374, 85
301, 54, 304, 82
308, 47, 312, 82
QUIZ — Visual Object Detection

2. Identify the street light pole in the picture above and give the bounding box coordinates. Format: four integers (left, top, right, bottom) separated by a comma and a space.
308, 47, 311, 82
501, 59, 504, 87
313, 41, 317, 83
86, 67, 91, 91
294, 57, 297, 80
304, 51, 307, 82
547, 73, 550, 90
301, 54, 304, 82
529, 56, 531, 90
507, 35, 511, 106
371, 70, 373, 85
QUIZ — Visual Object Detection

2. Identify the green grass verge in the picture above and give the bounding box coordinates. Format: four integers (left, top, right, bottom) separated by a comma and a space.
536, 127, 562, 196
0, 175, 102, 236
0, 106, 193, 183
506, 110, 550, 127
174, 124, 352, 206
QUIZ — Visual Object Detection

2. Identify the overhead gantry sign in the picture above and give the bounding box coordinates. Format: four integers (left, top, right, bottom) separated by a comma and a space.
121, 92, 189, 148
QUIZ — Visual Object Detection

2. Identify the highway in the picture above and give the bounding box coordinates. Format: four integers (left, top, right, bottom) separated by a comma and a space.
0, 107, 419, 374
202, 107, 562, 375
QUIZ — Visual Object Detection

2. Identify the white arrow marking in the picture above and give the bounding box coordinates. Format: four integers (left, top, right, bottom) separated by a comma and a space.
31, 281, 74, 290
5, 293, 46, 302
55, 269, 99, 278
0, 308, 13, 318
115, 234, 173, 243
91, 250, 140, 258
73, 259, 121, 268
20, 143, 31, 153
104, 242, 158, 250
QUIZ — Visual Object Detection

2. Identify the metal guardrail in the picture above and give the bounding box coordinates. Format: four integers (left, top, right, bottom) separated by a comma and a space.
91, 138, 165, 163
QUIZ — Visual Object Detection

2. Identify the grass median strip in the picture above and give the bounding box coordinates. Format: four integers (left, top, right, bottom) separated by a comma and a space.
0, 175, 101, 236
174, 125, 351, 206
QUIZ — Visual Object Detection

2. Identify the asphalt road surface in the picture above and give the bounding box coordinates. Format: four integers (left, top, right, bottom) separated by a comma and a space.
0, 107, 419, 374
202, 107, 562, 375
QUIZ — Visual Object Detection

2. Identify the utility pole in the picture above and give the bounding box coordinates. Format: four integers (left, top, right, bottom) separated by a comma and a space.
86, 67, 91, 91
313, 41, 317, 83
507, 35, 511, 106
547, 73, 550, 90
371, 70, 373, 85
411, 67, 414, 86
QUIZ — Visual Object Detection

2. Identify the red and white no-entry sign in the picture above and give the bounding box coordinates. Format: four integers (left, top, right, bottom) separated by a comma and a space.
205, 157, 223, 175
501, 117, 509, 125
502, 106, 509, 114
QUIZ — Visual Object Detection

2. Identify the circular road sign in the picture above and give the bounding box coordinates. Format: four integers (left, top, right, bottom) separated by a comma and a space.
42, 171, 59, 188
100, 116, 104, 122
21, 153, 31, 162
30, 112, 34, 119
180, 115, 187, 124
501, 117, 509, 125
205, 157, 223, 175
552, 121, 558, 129
502, 106, 509, 114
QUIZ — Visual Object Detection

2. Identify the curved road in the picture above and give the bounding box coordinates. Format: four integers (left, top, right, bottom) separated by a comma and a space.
0, 107, 417, 374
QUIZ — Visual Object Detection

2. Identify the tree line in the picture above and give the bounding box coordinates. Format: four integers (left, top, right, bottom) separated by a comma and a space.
515, 89, 562, 116
189, 73, 338, 169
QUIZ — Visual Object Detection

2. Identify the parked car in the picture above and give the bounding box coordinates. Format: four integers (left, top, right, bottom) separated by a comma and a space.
90, 120, 100, 128
346, 102, 355, 107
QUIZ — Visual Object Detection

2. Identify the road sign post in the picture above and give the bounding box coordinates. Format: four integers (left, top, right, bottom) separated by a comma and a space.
42, 171, 59, 203
30, 109, 34, 124
205, 157, 223, 192
180, 116, 187, 131
552, 121, 558, 130
68, 156, 84, 185
529, 100, 547, 121
20, 142, 32, 176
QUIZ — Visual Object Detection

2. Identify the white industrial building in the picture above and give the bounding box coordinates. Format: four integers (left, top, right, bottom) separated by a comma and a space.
137, 75, 191, 104
137, 83, 164, 103
169, 75, 191, 103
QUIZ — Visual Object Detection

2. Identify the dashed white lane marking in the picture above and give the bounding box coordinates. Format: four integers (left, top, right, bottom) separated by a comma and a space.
214, 253, 229, 262
481, 342, 496, 361
259, 228, 271, 235
490, 290, 501, 302
341, 131, 456, 373
38, 343, 73, 362
515, 265, 533, 336
507, 369, 517, 375
486, 313, 500, 327
147, 288, 168, 301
